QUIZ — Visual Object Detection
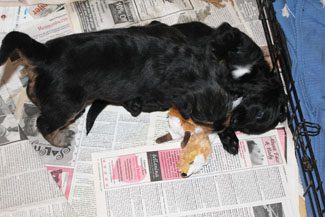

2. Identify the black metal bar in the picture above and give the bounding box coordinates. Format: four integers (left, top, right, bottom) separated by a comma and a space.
256, 0, 325, 216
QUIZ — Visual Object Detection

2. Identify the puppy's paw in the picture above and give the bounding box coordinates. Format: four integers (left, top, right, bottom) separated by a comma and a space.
62, 129, 75, 146
218, 129, 239, 155
45, 129, 75, 147
129, 104, 141, 117
124, 98, 142, 117
223, 138, 239, 155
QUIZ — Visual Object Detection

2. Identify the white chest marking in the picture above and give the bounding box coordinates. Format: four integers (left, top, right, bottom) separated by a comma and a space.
232, 65, 252, 79
232, 97, 243, 110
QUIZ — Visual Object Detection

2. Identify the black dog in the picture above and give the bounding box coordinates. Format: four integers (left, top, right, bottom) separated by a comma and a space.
85, 22, 287, 154
146, 21, 287, 147
172, 22, 287, 151
0, 28, 236, 147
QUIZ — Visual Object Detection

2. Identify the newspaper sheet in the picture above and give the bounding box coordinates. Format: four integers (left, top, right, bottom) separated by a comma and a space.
65, 0, 207, 32
0, 0, 81, 7
0, 5, 68, 40
0, 112, 76, 216
0, 0, 302, 216
0, 8, 75, 158
65, 0, 267, 46
0, 8, 80, 215
92, 129, 300, 217
66, 106, 171, 216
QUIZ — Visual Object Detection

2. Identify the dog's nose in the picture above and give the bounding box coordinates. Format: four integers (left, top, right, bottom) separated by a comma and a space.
181, 173, 188, 178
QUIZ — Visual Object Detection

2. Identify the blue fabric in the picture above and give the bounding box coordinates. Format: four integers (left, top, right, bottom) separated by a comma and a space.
273, 0, 325, 216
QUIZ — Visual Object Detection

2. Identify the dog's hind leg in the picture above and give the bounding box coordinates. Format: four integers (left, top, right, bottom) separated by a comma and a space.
85, 98, 143, 135
36, 116, 73, 147
37, 100, 86, 147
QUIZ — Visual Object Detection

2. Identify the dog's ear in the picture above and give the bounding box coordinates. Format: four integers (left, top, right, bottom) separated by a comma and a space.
209, 23, 241, 58
214, 22, 233, 34
172, 94, 194, 120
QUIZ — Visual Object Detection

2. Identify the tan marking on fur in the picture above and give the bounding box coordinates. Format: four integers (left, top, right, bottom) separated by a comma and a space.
16, 51, 40, 106
223, 114, 232, 128
60, 110, 85, 131
25, 66, 39, 106
43, 111, 83, 147
44, 129, 63, 147
44, 128, 75, 147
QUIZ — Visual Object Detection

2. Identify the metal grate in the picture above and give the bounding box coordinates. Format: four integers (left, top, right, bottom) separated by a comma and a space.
256, 0, 325, 216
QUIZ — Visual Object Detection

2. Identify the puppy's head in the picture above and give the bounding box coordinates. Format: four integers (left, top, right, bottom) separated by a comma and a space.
173, 84, 232, 128
210, 23, 263, 65
209, 23, 270, 84
230, 77, 287, 134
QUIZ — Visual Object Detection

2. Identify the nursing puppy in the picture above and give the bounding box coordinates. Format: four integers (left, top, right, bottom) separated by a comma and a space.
0, 29, 235, 148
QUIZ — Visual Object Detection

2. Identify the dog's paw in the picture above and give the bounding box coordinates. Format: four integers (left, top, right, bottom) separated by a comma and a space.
222, 138, 239, 155
124, 98, 142, 117
46, 129, 75, 147
218, 128, 239, 155
129, 105, 141, 117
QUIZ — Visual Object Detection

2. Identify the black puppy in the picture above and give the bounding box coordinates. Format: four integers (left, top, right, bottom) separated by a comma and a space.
172, 22, 287, 152
0, 29, 235, 147
85, 22, 287, 154
81, 22, 240, 154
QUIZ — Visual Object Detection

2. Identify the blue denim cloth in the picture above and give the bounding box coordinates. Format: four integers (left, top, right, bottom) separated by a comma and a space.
273, 0, 325, 215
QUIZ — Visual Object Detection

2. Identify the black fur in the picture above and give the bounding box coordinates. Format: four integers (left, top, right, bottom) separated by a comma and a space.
85, 21, 287, 155
86, 100, 108, 134
0, 28, 234, 148
172, 22, 287, 147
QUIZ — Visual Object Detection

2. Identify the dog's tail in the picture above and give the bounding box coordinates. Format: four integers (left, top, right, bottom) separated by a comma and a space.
0, 31, 48, 65
86, 100, 109, 135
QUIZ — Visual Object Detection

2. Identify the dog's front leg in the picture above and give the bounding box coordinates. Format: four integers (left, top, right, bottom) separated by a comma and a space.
218, 127, 239, 155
